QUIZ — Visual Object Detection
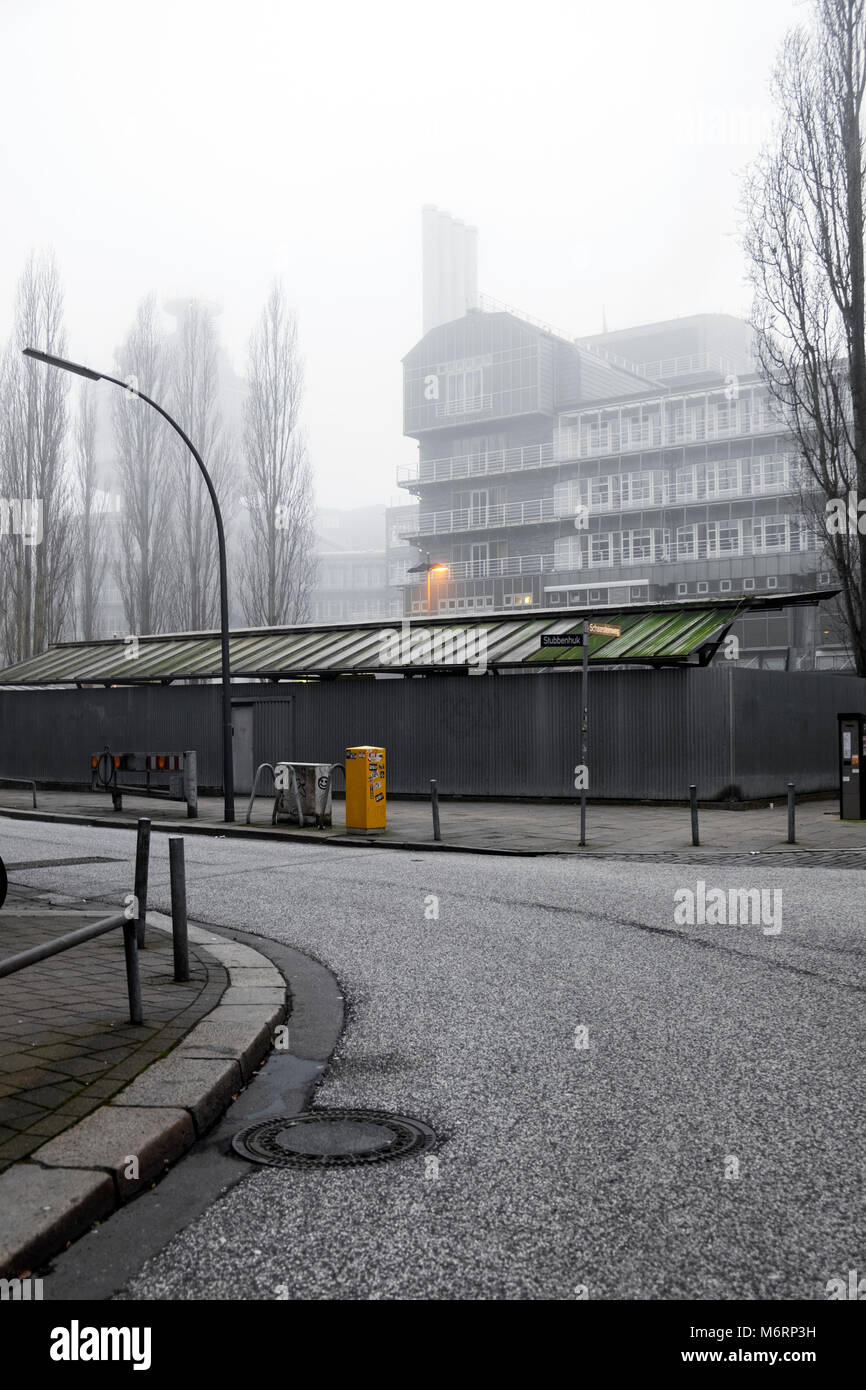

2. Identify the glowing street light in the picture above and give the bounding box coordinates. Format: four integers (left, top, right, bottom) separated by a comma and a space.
407, 552, 450, 613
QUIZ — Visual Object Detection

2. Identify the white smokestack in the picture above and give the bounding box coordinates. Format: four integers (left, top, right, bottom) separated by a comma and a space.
422, 206, 478, 333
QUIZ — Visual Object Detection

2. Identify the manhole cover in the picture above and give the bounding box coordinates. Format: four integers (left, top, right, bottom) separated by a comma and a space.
232, 1108, 437, 1168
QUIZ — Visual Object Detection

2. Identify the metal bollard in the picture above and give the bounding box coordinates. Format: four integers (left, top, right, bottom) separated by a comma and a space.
133, 818, 151, 949
169, 836, 190, 982
787, 783, 796, 844
430, 779, 441, 843
121, 918, 144, 1025
689, 785, 700, 847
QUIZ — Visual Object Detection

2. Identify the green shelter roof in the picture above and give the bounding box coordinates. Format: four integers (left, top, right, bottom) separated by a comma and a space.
0, 593, 835, 686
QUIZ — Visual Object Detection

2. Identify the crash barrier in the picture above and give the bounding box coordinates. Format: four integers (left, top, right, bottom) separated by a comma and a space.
0, 818, 191, 1020
90, 747, 198, 818
0, 819, 155, 1024
0, 777, 37, 808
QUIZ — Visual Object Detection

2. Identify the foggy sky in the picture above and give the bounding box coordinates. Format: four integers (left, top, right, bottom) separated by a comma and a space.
1, 0, 801, 510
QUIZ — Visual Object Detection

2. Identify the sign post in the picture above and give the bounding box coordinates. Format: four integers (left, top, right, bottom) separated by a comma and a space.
539, 622, 621, 848
580, 619, 589, 846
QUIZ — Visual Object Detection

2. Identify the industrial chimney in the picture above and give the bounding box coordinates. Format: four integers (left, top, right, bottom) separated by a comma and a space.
422, 205, 478, 334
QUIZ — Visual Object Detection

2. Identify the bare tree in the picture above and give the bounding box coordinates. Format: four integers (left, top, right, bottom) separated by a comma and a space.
166, 301, 234, 631
743, 0, 866, 671
72, 383, 107, 640
240, 283, 315, 625
112, 295, 175, 635
0, 252, 74, 664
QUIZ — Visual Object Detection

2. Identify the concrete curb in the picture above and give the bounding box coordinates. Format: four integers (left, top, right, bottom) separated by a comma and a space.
0, 804, 546, 854
0, 914, 286, 1278
0, 803, 860, 859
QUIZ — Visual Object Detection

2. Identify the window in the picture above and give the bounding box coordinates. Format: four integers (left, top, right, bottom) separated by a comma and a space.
752, 455, 789, 493
590, 533, 611, 566
677, 582, 688, 596
590, 476, 612, 509
818, 571, 831, 586
630, 586, 643, 600
766, 576, 778, 589
677, 525, 696, 558
621, 529, 652, 563
469, 490, 489, 526
554, 535, 583, 570
554, 479, 584, 517
706, 460, 742, 497
743, 578, 755, 591
676, 467, 697, 501
753, 517, 789, 552
447, 367, 484, 412
470, 542, 488, 577
700, 520, 742, 556
620, 472, 653, 506
697, 581, 709, 594
720, 580, 732, 592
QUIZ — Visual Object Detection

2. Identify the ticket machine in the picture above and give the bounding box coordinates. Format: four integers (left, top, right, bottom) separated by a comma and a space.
838, 712, 866, 819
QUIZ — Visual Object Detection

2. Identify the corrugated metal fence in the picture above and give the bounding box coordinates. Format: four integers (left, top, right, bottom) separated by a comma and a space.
0, 668, 861, 801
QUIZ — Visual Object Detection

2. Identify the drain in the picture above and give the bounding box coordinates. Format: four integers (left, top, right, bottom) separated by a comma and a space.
232, 1108, 437, 1168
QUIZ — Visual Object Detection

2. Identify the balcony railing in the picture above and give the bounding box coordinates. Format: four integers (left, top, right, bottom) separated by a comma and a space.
405, 536, 819, 584
441, 553, 556, 580
434, 394, 494, 418
412, 496, 560, 536
635, 352, 733, 381
556, 532, 820, 571
554, 413, 783, 461
398, 442, 555, 487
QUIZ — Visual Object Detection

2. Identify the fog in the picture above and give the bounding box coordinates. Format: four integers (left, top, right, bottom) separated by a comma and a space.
1, 0, 800, 508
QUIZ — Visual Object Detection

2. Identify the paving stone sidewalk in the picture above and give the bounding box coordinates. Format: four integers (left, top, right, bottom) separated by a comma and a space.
0, 888, 227, 1172
1, 785, 866, 857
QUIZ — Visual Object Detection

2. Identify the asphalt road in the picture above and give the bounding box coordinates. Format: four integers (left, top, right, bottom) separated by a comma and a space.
2, 816, 864, 1301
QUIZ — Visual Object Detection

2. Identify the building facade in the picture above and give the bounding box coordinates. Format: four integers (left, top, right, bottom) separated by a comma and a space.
399, 308, 843, 668
311, 505, 401, 623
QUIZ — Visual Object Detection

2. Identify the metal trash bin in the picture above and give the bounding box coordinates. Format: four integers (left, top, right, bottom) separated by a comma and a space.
273, 762, 338, 828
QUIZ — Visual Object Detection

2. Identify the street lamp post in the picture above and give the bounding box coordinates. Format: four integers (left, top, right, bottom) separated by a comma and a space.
407, 551, 450, 614
24, 347, 236, 822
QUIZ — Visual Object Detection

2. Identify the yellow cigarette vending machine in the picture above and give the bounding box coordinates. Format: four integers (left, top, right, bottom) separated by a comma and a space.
345, 746, 386, 833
